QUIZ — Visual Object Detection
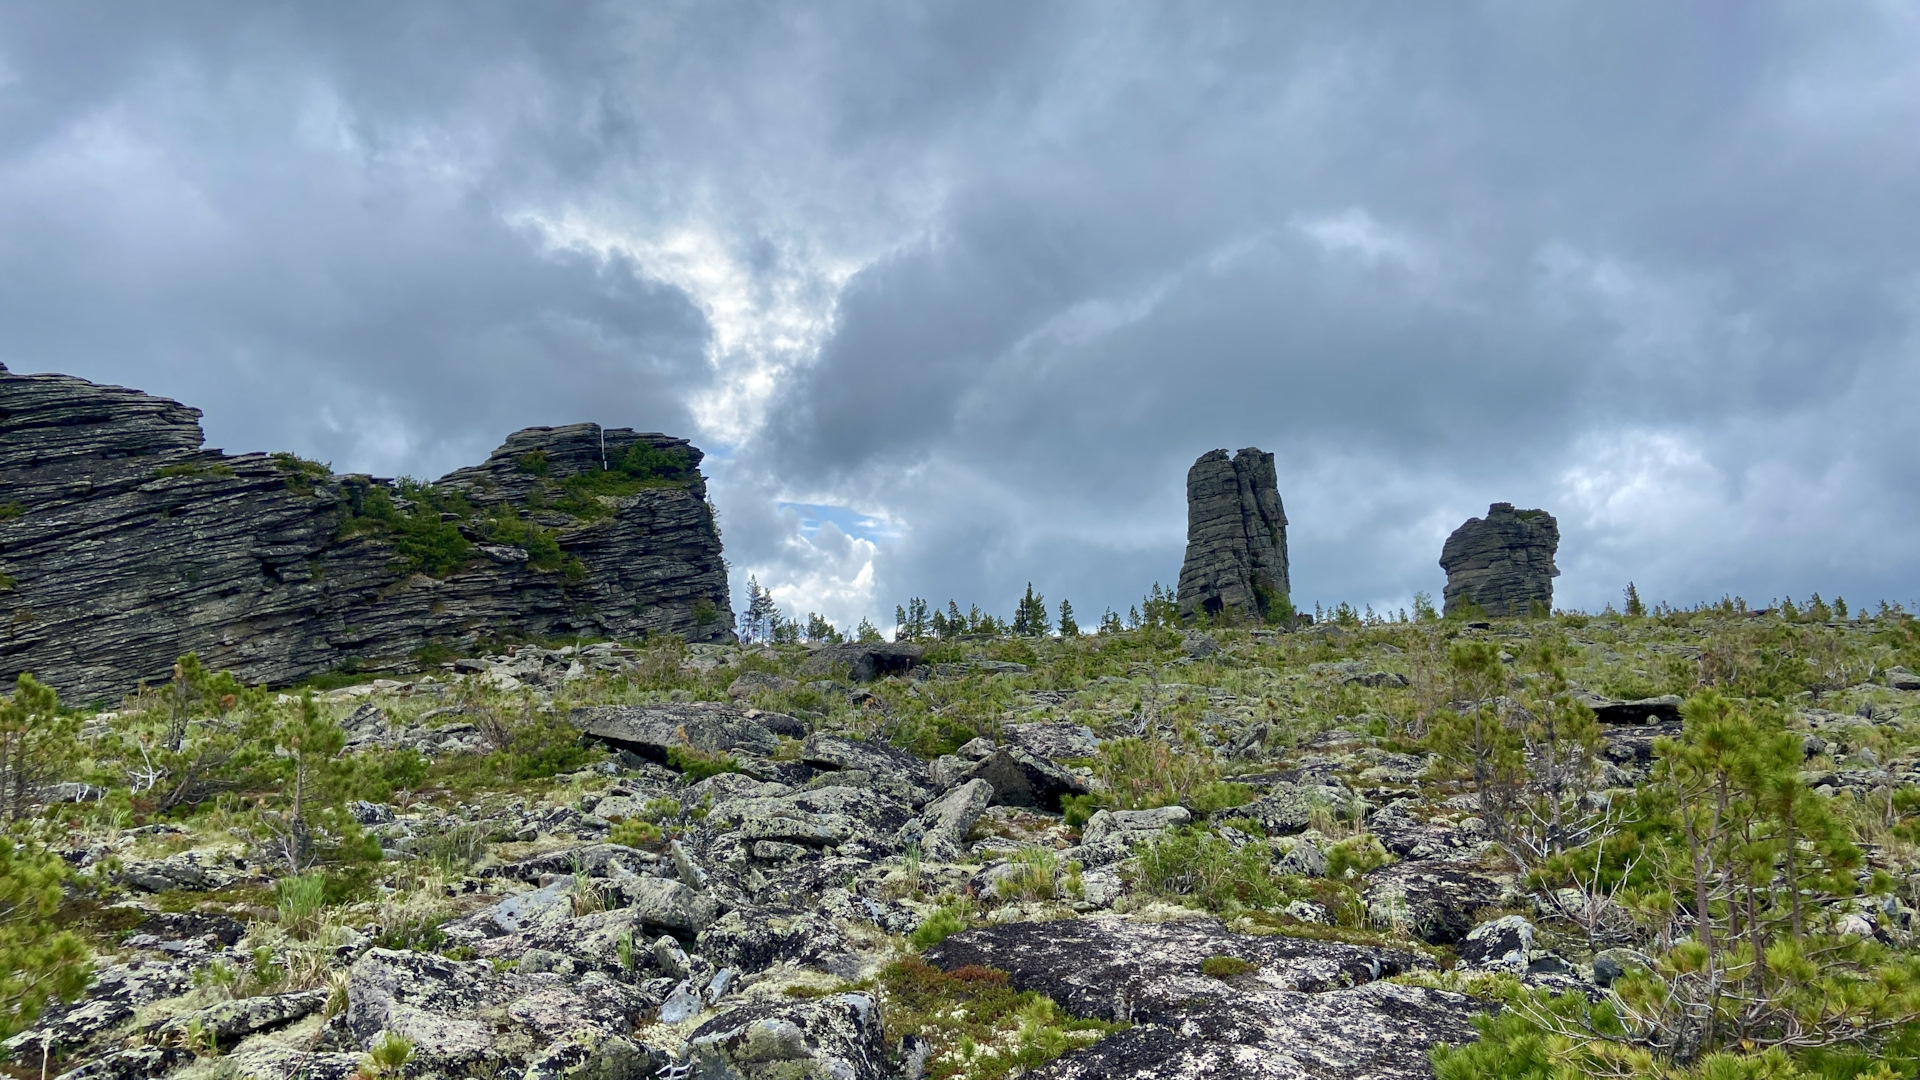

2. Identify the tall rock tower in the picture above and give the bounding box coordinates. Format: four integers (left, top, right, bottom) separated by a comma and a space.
1176, 448, 1290, 623
1440, 503, 1560, 617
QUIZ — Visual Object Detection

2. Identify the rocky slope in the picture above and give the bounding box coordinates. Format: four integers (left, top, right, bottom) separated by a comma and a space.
1438, 502, 1559, 617
17, 605, 1915, 1080
1176, 448, 1290, 623
0, 364, 733, 700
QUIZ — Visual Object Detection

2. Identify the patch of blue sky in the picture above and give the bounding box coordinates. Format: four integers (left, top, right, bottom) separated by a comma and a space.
778, 501, 899, 544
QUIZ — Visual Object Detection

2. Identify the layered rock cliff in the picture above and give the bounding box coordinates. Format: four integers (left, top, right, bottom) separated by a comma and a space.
1176, 447, 1290, 622
0, 364, 733, 700
1439, 502, 1559, 617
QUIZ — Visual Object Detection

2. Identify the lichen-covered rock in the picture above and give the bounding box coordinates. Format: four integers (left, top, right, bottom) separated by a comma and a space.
926, 916, 1479, 1080
572, 703, 784, 763
704, 785, 916, 864
908, 778, 995, 862
1363, 860, 1511, 944
4, 960, 193, 1063
685, 993, 888, 1080
1457, 915, 1535, 972
1439, 502, 1559, 617
0, 367, 734, 699
696, 907, 853, 976
1176, 448, 1290, 623
346, 949, 506, 1065
1241, 783, 1356, 835
1081, 806, 1190, 847
801, 734, 935, 807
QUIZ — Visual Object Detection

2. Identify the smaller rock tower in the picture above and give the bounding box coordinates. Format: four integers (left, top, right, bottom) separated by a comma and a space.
1176, 448, 1290, 623
1440, 503, 1560, 617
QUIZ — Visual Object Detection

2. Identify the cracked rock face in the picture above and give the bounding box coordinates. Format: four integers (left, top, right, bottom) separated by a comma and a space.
0, 365, 733, 699
926, 916, 1482, 1079
1176, 448, 1290, 623
1439, 502, 1560, 617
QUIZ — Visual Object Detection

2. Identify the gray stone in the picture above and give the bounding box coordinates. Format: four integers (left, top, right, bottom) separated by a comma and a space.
624, 876, 721, 936
1439, 502, 1559, 617
659, 981, 703, 1023
1241, 783, 1356, 835
913, 778, 995, 861
1176, 448, 1291, 623
0, 367, 733, 699
687, 993, 889, 1080
798, 642, 925, 681
1081, 806, 1190, 847
1364, 860, 1510, 945
571, 703, 783, 762
951, 748, 1090, 812
925, 916, 1478, 1080
1457, 915, 1535, 972
1886, 668, 1920, 692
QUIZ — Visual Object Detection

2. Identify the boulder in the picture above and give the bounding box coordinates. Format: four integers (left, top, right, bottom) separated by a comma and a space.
345, 949, 505, 1066
797, 642, 925, 681
1241, 783, 1356, 835
925, 916, 1480, 1080
1176, 448, 1291, 623
1439, 503, 1559, 617
686, 993, 889, 1080
1364, 860, 1510, 945
911, 778, 995, 862
951, 748, 1090, 812
1886, 667, 1920, 692
1004, 722, 1101, 761
1457, 915, 1535, 972
624, 877, 721, 937
697, 907, 854, 976
801, 734, 934, 806
1081, 806, 1190, 847
571, 703, 783, 762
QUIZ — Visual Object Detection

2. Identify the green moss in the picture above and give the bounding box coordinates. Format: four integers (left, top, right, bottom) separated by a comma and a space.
1200, 955, 1255, 978
666, 745, 742, 781
879, 958, 1127, 1080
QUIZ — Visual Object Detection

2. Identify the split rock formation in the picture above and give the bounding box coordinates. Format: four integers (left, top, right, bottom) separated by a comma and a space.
1176, 447, 1290, 622
0, 364, 733, 700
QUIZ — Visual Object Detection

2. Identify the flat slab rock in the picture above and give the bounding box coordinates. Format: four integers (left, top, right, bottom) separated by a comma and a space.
926, 916, 1483, 1080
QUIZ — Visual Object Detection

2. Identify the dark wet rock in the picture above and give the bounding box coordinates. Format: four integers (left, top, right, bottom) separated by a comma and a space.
0, 366, 732, 700
572, 702, 784, 763
1600, 720, 1685, 773
1176, 448, 1290, 623
687, 993, 888, 1080
1439, 502, 1559, 617
798, 642, 925, 681
133, 908, 247, 947
950, 747, 1089, 812
926, 916, 1479, 1080
1364, 860, 1511, 945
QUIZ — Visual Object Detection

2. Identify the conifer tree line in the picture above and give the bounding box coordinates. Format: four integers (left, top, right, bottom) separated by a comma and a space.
738, 577, 1202, 644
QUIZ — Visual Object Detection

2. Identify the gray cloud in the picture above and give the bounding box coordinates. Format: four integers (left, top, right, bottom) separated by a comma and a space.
4, 3, 1918, 630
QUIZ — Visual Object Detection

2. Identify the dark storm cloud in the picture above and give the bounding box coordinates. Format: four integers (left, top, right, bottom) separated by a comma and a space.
2, 3, 1916, 626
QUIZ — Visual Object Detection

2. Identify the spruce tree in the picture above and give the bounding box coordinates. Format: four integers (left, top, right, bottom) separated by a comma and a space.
1058, 599, 1079, 637
1013, 583, 1049, 635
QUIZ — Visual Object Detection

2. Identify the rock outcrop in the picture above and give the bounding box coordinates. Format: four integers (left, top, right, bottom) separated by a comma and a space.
1176, 448, 1289, 623
0, 364, 733, 700
1438, 502, 1559, 617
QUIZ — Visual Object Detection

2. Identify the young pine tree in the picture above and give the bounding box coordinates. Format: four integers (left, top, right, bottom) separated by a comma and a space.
1624, 581, 1647, 618
1012, 583, 1050, 636
0, 674, 78, 822
1057, 599, 1080, 637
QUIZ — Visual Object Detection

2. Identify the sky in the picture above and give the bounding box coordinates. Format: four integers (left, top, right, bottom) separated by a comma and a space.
4, 2, 1919, 630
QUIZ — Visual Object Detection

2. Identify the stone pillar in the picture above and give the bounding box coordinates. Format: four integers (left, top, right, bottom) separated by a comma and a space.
1440, 503, 1559, 617
1176, 448, 1289, 622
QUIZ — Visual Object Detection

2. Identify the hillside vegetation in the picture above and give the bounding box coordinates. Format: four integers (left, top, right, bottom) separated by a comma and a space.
5, 590, 1920, 1079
